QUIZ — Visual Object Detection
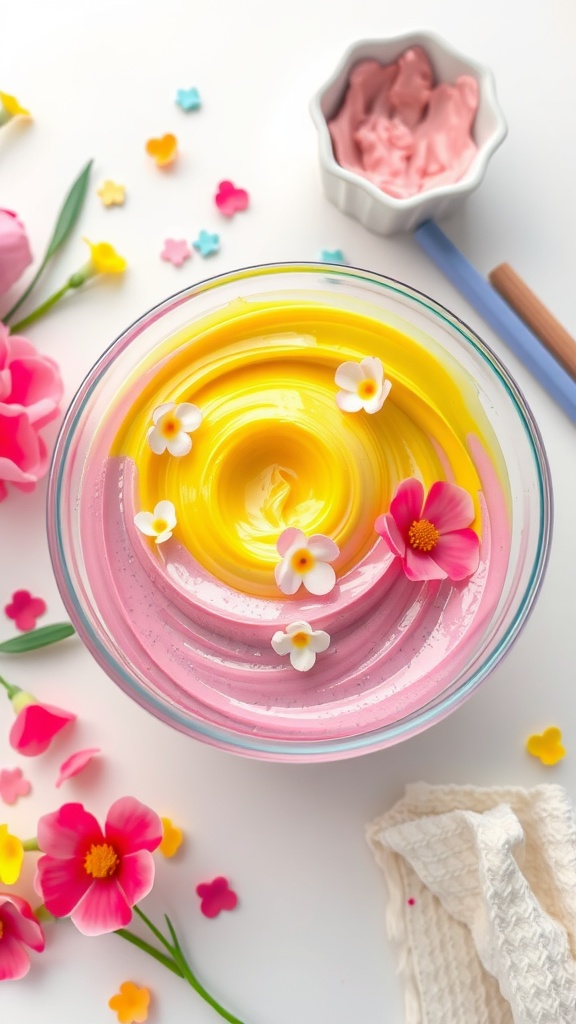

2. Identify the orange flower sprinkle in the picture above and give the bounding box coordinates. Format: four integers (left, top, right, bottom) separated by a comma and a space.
108, 981, 150, 1023
159, 817, 184, 858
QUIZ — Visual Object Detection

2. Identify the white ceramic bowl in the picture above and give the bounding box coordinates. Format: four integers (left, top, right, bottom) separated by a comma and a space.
310, 31, 507, 235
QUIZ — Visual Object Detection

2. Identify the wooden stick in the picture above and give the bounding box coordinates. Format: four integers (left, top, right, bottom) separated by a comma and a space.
488, 263, 576, 381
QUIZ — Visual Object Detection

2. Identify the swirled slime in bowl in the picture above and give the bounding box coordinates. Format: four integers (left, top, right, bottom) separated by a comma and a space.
85, 296, 510, 741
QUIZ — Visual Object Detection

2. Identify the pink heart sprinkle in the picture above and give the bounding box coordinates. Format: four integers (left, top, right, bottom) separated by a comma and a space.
214, 180, 249, 216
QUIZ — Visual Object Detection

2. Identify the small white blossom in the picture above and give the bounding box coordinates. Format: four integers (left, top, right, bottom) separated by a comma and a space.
271, 621, 331, 672
335, 356, 391, 414
147, 402, 202, 456
274, 528, 339, 596
134, 500, 177, 544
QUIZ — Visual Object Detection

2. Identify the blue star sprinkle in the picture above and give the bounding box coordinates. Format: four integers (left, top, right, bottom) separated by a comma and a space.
193, 230, 220, 257
176, 87, 201, 112
320, 249, 346, 264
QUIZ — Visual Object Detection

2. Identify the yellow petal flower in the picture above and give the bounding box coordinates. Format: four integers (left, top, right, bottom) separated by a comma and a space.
84, 239, 127, 274
526, 726, 566, 766
0, 91, 31, 117
159, 817, 184, 858
108, 981, 151, 1023
0, 824, 24, 884
97, 180, 126, 208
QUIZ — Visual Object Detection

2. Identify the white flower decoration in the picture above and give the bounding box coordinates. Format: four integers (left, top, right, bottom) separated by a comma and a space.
335, 356, 391, 414
271, 621, 331, 672
147, 402, 202, 456
274, 527, 339, 596
134, 500, 177, 544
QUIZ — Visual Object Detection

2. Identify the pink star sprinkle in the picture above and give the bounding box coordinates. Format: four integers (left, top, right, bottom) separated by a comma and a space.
196, 876, 238, 918
55, 748, 101, 788
160, 239, 191, 267
214, 180, 249, 217
4, 590, 47, 632
0, 767, 31, 805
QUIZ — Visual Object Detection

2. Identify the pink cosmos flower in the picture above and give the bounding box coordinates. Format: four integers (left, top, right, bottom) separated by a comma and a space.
375, 477, 480, 582
9, 696, 76, 757
0, 893, 45, 981
0, 324, 63, 501
36, 797, 163, 935
0, 210, 32, 296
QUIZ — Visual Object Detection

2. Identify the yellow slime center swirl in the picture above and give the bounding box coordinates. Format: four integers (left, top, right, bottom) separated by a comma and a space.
113, 300, 489, 597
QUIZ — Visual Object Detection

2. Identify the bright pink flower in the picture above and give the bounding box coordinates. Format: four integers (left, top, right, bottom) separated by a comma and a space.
0, 893, 45, 981
196, 876, 238, 918
9, 698, 75, 757
4, 589, 46, 631
0, 210, 32, 296
375, 477, 480, 582
0, 324, 63, 501
36, 798, 163, 936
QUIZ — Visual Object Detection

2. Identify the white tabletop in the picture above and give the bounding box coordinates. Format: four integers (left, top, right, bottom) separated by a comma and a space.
1, 2, 576, 1021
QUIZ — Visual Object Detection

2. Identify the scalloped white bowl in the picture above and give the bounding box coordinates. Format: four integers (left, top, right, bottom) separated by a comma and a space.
310, 31, 507, 235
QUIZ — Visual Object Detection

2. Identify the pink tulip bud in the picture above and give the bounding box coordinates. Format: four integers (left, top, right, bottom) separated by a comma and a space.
0, 209, 32, 296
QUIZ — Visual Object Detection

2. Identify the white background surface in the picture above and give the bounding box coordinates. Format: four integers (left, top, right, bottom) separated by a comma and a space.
1, 1, 576, 1021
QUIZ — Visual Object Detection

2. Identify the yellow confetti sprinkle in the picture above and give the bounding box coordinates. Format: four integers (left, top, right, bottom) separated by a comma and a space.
526, 726, 566, 766
159, 817, 184, 858
97, 180, 126, 207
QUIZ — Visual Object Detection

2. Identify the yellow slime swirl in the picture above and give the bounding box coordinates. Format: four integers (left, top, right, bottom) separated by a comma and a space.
112, 299, 488, 597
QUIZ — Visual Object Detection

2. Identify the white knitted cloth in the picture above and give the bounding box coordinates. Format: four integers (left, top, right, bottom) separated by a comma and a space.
366, 784, 576, 1024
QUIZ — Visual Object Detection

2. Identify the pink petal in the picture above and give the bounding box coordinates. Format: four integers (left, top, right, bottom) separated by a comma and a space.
430, 529, 480, 580
374, 512, 406, 558
0, 895, 44, 951
9, 703, 76, 756
105, 796, 163, 855
274, 562, 302, 595
276, 527, 305, 557
303, 562, 336, 595
307, 535, 339, 561
55, 748, 101, 788
70, 879, 132, 936
422, 481, 475, 534
404, 547, 448, 582
0, 932, 31, 980
116, 850, 156, 905
35, 855, 92, 917
37, 802, 104, 858
335, 390, 364, 412
389, 478, 424, 537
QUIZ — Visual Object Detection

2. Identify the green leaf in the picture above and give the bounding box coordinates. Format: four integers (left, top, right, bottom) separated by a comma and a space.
44, 158, 93, 261
0, 623, 75, 653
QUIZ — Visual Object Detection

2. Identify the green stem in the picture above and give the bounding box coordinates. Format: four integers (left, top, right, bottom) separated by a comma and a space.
22, 837, 40, 852
115, 928, 184, 978
0, 675, 19, 700
10, 280, 75, 333
3, 255, 51, 323
134, 906, 247, 1024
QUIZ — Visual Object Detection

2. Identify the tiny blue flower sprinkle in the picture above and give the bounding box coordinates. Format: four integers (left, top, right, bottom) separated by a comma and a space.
320, 249, 346, 264
193, 230, 220, 257
176, 87, 201, 112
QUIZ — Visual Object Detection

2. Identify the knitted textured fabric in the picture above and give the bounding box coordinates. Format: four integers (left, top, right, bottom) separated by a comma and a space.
366, 784, 576, 1024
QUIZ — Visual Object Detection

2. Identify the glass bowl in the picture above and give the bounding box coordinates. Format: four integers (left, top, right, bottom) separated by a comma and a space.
47, 263, 552, 762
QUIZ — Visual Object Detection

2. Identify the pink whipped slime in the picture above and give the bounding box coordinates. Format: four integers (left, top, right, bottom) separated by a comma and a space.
328, 48, 479, 199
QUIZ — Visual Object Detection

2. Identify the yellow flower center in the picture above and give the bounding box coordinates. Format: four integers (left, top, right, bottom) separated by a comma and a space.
357, 378, 378, 399
159, 414, 180, 438
291, 631, 311, 648
84, 842, 119, 879
408, 518, 440, 552
152, 517, 169, 534
290, 548, 315, 574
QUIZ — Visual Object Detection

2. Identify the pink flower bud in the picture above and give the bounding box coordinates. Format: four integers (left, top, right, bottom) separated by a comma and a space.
0, 209, 32, 296
9, 701, 76, 756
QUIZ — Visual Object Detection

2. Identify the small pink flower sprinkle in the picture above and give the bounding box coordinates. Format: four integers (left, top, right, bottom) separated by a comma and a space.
55, 748, 101, 788
160, 239, 191, 267
196, 876, 238, 918
214, 180, 249, 217
407, 897, 416, 906
0, 767, 31, 805
4, 590, 47, 632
